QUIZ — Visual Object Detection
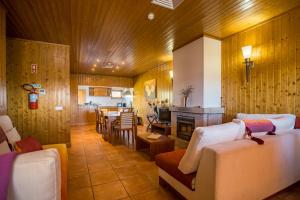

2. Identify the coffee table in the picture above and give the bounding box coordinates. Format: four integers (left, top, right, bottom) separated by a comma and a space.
135, 133, 175, 160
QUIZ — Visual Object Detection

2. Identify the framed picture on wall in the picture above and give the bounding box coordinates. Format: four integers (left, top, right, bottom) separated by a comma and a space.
144, 79, 156, 99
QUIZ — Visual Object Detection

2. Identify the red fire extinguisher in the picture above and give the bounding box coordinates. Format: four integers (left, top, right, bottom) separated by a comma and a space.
23, 84, 39, 109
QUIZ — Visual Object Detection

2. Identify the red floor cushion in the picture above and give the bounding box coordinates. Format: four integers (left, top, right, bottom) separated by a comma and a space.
155, 149, 196, 190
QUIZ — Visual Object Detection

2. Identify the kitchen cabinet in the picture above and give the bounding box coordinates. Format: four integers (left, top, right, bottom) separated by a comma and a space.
89, 87, 111, 96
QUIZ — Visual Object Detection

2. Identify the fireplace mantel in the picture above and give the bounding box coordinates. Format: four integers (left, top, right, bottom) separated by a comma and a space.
170, 106, 224, 114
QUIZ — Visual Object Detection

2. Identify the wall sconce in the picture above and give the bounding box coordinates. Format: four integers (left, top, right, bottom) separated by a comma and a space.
242, 45, 254, 82
169, 70, 173, 79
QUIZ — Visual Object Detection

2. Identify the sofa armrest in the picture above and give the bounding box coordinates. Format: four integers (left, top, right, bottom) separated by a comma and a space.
8, 149, 61, 200
43, 144, 68, 200
194, 147, 217, 200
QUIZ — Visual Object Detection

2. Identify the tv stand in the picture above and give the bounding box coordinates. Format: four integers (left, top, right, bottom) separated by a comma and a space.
151, 122, 171, 136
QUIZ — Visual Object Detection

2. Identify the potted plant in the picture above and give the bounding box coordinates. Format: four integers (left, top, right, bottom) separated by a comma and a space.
181, 85, 194, 107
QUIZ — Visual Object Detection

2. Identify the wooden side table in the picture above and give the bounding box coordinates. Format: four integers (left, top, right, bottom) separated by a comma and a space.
135, 134, 175, 160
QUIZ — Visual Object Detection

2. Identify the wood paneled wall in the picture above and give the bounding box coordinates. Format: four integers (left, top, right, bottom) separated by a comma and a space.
222, 7, 300, 122
0, 4, 5, 114
70, 73, 133, 125
7, 38, 71, 145
133, 63, 173, 124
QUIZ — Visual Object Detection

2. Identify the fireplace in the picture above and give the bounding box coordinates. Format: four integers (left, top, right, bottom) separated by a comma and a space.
177, 115, 195, 141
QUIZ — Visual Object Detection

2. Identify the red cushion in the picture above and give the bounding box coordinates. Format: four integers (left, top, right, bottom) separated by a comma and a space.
243, 119, 276, 134
15, 136, 43, 153
295, 117, 300, 129
155, 149, 196, 190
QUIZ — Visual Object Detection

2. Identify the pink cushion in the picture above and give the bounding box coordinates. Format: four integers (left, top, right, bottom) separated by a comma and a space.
244, 119, 276, 134
15, 136, 43, 153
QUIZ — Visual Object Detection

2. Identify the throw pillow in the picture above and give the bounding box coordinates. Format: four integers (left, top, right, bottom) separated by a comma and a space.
236, 113, 296, 131
268, 117, 296, 131
15, 136, 43, 153
243, 119, 276, 145
5, 127, 21, 147
178, 122, 244, 174
0, 126, 7, 143
0, 115, 14, 133
0, 141, 11, 155
295, 116, 300, 129
243, 119, 276, 134
0, 127, 11, 154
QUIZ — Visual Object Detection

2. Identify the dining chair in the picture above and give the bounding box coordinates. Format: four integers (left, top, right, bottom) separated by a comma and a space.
112, 112, 135, 145
95, 108, 100, 133
101, 108, 108, 116
99, 110, 108, 132
122, 108, 134, 112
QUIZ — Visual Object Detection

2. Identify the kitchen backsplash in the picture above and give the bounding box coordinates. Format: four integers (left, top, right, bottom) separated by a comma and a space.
86, 96, 132, 107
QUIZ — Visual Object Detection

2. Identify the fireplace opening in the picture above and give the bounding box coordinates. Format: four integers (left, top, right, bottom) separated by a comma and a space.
177, 116, 195, 141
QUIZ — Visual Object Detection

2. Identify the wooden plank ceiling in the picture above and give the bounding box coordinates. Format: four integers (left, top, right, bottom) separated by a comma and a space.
2, 0, 300, 77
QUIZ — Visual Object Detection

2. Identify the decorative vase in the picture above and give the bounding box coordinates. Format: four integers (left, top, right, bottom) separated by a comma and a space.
184, 96, 187, 107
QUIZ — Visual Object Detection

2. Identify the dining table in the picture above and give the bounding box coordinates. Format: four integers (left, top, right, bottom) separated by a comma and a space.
102, 111, 137, 143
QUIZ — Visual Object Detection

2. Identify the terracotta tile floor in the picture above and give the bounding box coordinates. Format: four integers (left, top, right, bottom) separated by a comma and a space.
68, 125, 300, 200
68, 125, 179, 200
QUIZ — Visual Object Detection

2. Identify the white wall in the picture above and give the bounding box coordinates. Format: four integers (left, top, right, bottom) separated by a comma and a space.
173, 38, 204, 107
172, 36, 221, 108
203, 37, 221, 108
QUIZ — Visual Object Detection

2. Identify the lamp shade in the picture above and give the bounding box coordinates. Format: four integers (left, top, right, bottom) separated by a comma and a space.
242, 45, 252, 59
169, 70, 173, 79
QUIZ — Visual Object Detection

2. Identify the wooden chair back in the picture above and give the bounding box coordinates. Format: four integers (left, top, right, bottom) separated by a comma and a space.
95, 108, 100, 123
101, 108, 108, 115
122, 108, 134, 112
120, 112, 134, 129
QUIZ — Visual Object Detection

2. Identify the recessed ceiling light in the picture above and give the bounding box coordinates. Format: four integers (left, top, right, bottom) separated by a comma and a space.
116, 66, 120, 70
121, 61, 125, 65
93, 64, 97, 67
112, 70, 115, 73
103, 62, 114, 69
148, 12, 155, 21
96, 59, 100, 62
91, 68, 95, 71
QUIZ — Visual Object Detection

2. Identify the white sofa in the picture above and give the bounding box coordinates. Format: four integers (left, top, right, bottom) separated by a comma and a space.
157, 114, 300, 200
8, 149, 61, 200
0, 115, 62, 200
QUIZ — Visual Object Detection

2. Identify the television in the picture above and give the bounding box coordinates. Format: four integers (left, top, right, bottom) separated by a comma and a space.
158, 108, 171, 123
